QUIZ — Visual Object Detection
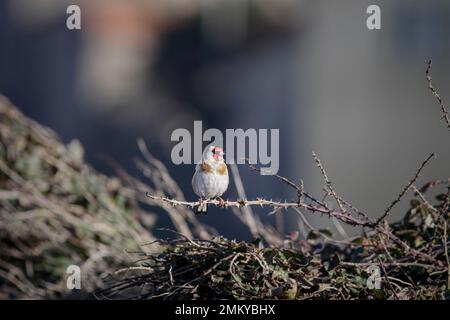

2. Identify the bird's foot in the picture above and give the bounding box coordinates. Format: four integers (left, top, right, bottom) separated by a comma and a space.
196, 198, 205, 215
216, 197, 226, 208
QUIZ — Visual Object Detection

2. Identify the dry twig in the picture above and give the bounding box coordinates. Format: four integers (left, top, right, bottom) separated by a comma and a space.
376, 153, 435, 224
426, 59, 450, 129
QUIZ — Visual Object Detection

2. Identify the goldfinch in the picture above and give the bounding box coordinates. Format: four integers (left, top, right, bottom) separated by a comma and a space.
192, 146, 229, 214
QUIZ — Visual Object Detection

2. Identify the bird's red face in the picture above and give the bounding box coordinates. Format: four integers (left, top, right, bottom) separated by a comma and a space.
211, 146, 224, 161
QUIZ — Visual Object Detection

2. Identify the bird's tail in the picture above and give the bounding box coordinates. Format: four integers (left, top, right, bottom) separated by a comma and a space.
196, 202, 208, 215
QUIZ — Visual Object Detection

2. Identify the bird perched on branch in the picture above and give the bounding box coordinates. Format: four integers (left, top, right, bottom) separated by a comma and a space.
192, 145, 229, 214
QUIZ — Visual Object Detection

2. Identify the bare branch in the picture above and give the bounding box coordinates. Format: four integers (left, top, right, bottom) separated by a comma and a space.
243, 158, 326, 208
378, 258, 399, 300
312, 151, 345, 212
376, 153, 435, 224
340, 261, 442, 270
411, 184, 439, 214
426, 59, 450, 129
146, 194, 373, 228
444, 220, 450, 289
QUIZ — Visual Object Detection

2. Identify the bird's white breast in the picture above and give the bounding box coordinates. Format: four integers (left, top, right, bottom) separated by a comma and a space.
192, 164, 229, 199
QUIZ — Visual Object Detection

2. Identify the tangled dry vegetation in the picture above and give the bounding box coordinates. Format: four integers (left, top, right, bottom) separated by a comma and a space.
0, 96, 157, 298
1, 60, 449, 300
99, 165, 450, 300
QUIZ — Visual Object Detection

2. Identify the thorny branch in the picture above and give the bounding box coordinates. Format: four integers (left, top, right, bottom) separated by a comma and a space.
146, 193, 372, 227
376, 153, 435, 224
426, 59, 450, 129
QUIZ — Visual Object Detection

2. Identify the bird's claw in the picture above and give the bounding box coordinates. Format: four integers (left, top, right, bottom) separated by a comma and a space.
195, 197, 204, 215
216, 197, 225, 208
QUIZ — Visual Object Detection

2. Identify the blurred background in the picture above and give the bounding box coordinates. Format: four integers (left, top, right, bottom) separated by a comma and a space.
1, 0, 449, 241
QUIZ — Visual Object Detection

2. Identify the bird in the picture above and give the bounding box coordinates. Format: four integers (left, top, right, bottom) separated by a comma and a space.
192, 145, 229, 214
